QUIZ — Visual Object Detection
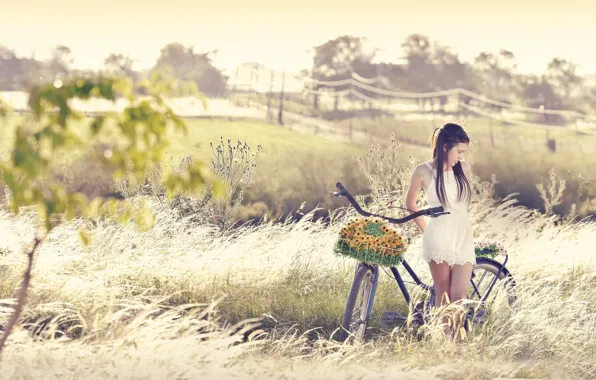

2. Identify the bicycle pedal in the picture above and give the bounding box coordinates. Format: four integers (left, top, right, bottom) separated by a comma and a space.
381, 311, 406, 325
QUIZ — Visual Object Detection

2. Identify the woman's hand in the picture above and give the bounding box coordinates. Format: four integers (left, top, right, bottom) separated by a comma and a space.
405, 164, 428, 233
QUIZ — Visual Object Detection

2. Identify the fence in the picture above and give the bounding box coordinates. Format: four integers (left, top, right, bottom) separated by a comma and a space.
228, 67, 596, 154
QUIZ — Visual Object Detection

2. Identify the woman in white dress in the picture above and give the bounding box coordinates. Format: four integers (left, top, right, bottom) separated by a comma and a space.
405, 123, 474, 311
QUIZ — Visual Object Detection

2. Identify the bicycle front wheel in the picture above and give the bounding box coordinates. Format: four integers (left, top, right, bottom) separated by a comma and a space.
338, 262, 379, 342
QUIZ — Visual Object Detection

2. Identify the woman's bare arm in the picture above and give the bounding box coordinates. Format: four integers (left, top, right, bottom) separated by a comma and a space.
405, 164, 428, 233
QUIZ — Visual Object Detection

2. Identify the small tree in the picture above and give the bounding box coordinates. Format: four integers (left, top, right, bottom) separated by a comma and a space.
0, 71, 222, 356
353, 134, 425, 238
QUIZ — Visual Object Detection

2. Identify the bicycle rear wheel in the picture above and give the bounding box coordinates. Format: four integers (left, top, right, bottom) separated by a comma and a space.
467, 257, 517, 326
338, 262, 379, 342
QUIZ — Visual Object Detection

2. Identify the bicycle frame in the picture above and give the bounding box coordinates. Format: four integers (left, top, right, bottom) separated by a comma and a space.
360, 254, 511, 330
389, 260, 433, 305
364, 264, 380, 324
470, 254, 510, 303
358, 259, 432, 328
390, 255, 510, 307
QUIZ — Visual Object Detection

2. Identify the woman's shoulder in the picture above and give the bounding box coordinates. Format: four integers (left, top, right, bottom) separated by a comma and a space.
460, 160, 472, 177
416, 161, 434, 173
412, 162, 434, 182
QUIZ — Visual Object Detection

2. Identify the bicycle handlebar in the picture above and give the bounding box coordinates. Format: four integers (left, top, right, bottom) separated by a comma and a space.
330, 182, 449, 224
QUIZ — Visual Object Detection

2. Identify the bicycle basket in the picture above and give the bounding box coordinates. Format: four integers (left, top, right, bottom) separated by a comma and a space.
333, 217, 408, 267
474, 239, 507, 258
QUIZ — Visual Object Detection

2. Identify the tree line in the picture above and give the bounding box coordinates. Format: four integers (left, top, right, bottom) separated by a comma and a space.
0, 43, 227, 98
1, 34, 593, 117
305, 34, 594, 121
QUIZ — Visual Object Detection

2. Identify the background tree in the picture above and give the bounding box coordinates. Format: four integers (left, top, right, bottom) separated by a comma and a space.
310, 35, 376, 111
545, 58, 582, 108
473, 49, 518, 109
400, 34, 435, 94
399, 34, 473, 111
152, 43, 228, 98
48, 44, 73, 78
103, 53, 137, 79
519, 74, 564, 124
0, 46, 43, 90
429, 42, 471, 111
0, 71, 223, 356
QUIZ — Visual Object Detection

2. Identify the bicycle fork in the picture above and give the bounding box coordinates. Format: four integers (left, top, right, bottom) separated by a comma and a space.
361, 263, 380, 326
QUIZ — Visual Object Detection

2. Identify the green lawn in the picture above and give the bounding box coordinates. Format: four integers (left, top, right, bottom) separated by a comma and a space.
167, 118, 426, 220
0, 114, 428, 222
2, 111, 595, 219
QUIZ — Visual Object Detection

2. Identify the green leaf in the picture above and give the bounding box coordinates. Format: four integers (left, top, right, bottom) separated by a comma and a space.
90, 116, 105, 136
79, 228, 92, 246
0, 96, 10, 118
4, 73, 216, 236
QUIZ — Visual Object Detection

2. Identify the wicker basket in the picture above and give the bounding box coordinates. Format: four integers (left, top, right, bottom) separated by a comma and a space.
333, 217, 407, 267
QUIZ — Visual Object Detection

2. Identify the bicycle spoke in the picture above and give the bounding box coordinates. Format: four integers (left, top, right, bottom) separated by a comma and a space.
350, 286, 366, 329
470, 279, 482, 299
471, 270, 489, 298
466, 260, 517, 330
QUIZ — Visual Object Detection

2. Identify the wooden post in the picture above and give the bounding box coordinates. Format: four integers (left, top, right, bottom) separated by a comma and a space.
489, 105, 495, 147
489, 81, 495, 147
278, 71, 285, 126
267, 70, 274, 123
247, 66, 255, 106
232, 67, 239, 104
456, 93, 461, 119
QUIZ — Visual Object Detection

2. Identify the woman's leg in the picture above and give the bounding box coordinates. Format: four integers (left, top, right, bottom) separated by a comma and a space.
450, 263, 473, 302
429, 260, 451, 307
449, 262, 474, 335
429, 260, 452, 336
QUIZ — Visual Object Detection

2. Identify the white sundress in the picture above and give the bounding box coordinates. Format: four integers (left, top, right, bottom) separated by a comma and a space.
421, 162, 475, 266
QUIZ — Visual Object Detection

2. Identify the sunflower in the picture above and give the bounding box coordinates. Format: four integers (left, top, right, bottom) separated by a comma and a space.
334, 216, 408, 266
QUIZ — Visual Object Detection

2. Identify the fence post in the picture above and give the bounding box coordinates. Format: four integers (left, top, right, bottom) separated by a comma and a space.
267, 70, 274, 123
278, 71, 285, 126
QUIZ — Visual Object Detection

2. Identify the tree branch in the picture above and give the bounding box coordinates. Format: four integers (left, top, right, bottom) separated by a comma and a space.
0, 235, 45, 357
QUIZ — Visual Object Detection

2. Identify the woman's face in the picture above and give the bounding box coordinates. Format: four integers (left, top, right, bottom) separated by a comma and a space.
445, 142, 468, 168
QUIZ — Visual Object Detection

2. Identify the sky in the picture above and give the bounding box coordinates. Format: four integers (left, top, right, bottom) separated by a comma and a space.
1, 0, 595, 76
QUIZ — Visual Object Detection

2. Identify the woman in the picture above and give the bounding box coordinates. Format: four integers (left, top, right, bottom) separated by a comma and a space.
405, 122, 474, 315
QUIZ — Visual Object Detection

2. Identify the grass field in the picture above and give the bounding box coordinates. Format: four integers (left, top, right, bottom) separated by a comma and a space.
341, 117, 596, 218
0, 113, 427, 224
2, 59, 596, 379
1, 161, 595, 378
230, 92, 596, 219
1, 107, 596, 377
3, 106, 596, 225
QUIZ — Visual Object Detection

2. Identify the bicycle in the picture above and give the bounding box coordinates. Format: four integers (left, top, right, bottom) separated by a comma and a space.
330, 182, 517, 342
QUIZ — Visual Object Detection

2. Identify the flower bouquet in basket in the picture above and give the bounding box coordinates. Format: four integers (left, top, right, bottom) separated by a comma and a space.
474, 239, 508, 258
333, 217, 408, 266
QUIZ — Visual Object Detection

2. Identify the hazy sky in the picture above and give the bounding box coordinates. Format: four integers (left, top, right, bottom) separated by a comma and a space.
1, 0, 595, 75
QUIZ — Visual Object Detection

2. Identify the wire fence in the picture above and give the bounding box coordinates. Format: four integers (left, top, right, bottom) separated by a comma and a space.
228, 65, 596, 154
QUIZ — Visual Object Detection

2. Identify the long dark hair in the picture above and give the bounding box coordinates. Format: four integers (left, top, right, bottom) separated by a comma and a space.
431, 123, 471, 206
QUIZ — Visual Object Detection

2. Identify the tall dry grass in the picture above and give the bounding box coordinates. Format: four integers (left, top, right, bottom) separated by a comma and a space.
342, 117, 596, 219
0, 167, 595, 378
1, 113, 595, 378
